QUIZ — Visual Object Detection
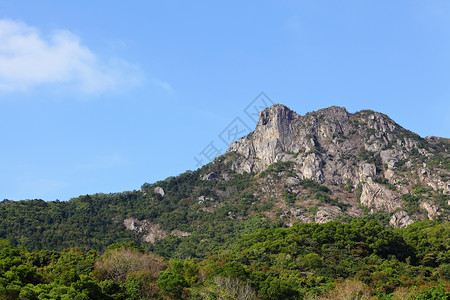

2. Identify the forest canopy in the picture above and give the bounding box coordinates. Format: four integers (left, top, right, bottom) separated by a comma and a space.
0, 220, 449, 299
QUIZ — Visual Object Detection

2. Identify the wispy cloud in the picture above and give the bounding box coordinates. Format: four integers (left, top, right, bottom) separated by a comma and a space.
0, 19, 144, 94
150, 78, 173, 93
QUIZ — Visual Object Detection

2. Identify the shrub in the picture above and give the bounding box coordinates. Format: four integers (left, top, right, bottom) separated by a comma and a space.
320, 278, 371, 300
416, 284, 450, 300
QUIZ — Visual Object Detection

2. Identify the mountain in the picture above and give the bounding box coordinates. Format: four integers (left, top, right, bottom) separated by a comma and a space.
225, 104, 449, 226
0, 104, 449, 259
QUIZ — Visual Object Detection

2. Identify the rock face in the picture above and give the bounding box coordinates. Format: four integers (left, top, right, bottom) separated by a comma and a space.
154, 187, 165, 197
389, 211, 414, 228
123, 218, 190, 243
228, 104, 373, 184
359, 178, 402, 213
229, 104, 333, 175
420, 201, 440, 220
119, 104, 449, 250
201, 172, 217, 181
221, 103, 450, 225
315, 207, 342, 224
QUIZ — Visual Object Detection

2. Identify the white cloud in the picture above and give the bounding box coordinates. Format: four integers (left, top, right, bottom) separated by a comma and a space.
0, 19, 144, 94
150, 78, 173, 93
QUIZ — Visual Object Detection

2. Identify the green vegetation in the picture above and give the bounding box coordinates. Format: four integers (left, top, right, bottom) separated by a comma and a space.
402, 194, 421, 213
358, 149, 382, 172
373, 176, 396, 191
259, 161, 295, 178
430, 153, 450, 170
0, 117, 449, 298
0, 220, 448, 299
298, 179, 329, 193
283, 190, 296, 205
0, 159, 263, 260
1, 153, 448, 266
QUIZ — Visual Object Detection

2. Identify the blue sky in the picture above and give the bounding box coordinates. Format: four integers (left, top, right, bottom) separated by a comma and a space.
0, 1, 449, 201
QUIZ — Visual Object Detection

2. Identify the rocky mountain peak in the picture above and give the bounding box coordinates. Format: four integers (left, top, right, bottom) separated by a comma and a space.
222, 104, 450, 226
315, 105, 349, 119
228, 104, 406, 176
257, 103, 297, 126
227, 104, 354, 175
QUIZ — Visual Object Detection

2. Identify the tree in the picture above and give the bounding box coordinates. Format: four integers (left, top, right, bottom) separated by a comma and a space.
416, 285, 450, 300
157, 260, 189, 299
94, 249, 165, 283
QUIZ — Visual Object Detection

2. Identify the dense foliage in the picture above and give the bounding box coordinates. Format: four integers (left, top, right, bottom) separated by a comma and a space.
3, 106, 450, 299
1, 147, 449, 261
0, 220, 449, 299
0, 160, 261, 258
0, 155, 297, 260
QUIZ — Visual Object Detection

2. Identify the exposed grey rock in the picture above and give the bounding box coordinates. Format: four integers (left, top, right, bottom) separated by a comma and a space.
420, 201, 440, 220
299, 153, 324, 182
222, 172, 232, 181
171, 229, 191, 238
286, 177, 300, 186
359, 178, 402, 212
201, 172, 217, 181
123, 217, 190, 243
154, 187, 165, 197
358, 163, 376, 180
280, 207, 302, 219
314, 207, 341, 224
222, 103, 449, 223
423, 177, 450, 194
384, 169, 395, 180
123, 218, 139, 231
389, 211, 414, 228
142, 223, 168, 243
380, 149, 403, 168
123, 218, 167, 242
197, 195, 214, 205
282, 207, 313, 226
289, 207, 303, 216
228, 104, 351, 177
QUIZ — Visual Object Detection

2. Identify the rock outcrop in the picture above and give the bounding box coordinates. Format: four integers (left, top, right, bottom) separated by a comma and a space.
389, 211, 414, 228
359, 178, 402, 212
314, 207, 342, 224
154, 187, 165, 197
220, 103, 450, 225
420, 201, 440, 220
123, 218, 190, 243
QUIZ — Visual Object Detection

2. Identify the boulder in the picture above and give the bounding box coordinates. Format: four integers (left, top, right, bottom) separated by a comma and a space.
201, 172, 217, 181
420, 201, 440, 220
154, 187, 165, 197
314, 207, 341, 224
389, 211, 414, 228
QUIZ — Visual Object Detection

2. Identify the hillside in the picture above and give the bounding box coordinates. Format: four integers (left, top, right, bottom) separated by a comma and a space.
0, 220, 449, 299
0, 104, 449, 259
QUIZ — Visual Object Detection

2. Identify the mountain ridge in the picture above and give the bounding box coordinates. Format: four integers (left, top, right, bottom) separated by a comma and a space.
0, 103, 448, 258
220, 103, 449, 226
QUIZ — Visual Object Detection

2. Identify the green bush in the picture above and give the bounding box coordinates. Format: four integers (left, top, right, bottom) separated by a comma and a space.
416, 284, 450, 300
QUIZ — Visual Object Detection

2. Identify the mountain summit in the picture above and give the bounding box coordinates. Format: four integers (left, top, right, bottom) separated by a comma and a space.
228, 104, 352, 175
222, 104, 449, 226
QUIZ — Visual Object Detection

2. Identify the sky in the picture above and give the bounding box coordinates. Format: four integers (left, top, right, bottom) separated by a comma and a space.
0, 1, 449, 201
